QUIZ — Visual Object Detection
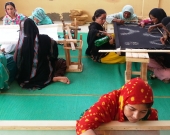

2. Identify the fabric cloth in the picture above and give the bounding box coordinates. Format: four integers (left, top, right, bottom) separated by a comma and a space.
29, 7, 53, 25
3, 10, 25, 25
5, 54, 17, 83
76, 78, 158, 135
0, 53, 9, 90
106, 5, 138, 23
86, 22, 125, 63
14, 18, 64, 89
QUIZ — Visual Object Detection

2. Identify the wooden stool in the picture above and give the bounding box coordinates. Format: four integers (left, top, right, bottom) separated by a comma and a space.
63, 37, 83, 72
125, 49, 149, 83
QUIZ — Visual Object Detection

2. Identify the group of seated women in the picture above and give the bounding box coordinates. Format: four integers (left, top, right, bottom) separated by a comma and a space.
1, 1, 69, 90
3, 2, 53, 25
0, 2, 169, 135
87, 5, 170, 83
1, 2, 170, 88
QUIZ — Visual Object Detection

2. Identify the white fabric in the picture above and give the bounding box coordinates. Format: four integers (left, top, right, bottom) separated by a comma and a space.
0, 24, 58, 53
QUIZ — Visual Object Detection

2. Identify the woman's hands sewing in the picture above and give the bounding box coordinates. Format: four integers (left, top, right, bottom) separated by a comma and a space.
99, 31, 115, 45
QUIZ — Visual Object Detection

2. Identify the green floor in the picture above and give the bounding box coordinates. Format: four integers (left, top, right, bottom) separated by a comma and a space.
0, 33, 170, 120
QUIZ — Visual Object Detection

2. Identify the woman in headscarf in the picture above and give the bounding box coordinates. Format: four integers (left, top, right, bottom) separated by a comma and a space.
106, 5, 138, 24
160, 17, 170, 45
148, 17, 170, 83
14, 18, 69, 89
2, 2, 23, 83
86, 9, 125, 63
139, 8, 167, 32
76, 77, 158, 135
3, 1, 25, 25
29, 7, 53, 25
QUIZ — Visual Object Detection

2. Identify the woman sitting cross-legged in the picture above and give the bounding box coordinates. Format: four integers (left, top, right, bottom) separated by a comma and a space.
86, 9, 125, 63
14, 18, 70, 89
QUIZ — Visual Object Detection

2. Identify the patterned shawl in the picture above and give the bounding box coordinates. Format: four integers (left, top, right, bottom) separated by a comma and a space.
3, 8, 25, 25
76, 78, 158, 135
29, 7, 53, 25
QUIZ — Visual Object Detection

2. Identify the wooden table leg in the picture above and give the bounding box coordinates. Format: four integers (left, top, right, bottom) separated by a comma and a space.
125, 61, 132, 83
141, 63, 148, 82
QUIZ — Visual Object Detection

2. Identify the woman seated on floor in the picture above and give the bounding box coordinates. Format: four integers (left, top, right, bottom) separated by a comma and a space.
29, 7, 53, 25
3, 1, 25, 25
86, 9, 125, 63
106, 5, 138, 24
76, 77, 158, 135
14, 18, 70, 89
1, 1, 22, 83
148, 17, 170, 83
139, 8, 167, 32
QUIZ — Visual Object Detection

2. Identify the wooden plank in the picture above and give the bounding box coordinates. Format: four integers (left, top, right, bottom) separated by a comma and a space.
131, 52, 139, 58
0, 121, 170, 130
99, 49, 170, 53
66, 25, 76, 50
138, 52, 149, 58
126, 49, 132, 58
140, 63, 148, 81
126, 57, 149, 63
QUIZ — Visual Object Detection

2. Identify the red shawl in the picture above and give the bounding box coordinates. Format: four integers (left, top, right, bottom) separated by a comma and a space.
76, 78, 158, 135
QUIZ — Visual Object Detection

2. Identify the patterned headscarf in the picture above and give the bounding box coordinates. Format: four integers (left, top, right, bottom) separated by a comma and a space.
118, 77, 153, 121
3, 4, 22, 25
32, 7, 46, 22
76, 77, 156, 135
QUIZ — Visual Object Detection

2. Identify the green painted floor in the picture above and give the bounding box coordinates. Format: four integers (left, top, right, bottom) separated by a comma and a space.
0, 33, 170, 120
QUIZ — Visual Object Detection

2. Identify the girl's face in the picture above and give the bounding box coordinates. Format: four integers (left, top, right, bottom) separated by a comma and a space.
124, 104, 149, 123
5, 5, 16, 17
150, 14, 158, 24
95, 13, 106, 25
123, 11, 131, 19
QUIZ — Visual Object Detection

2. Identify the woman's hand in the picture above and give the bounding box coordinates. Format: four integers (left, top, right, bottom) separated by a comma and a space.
1, 48, 5, 53
99, 31, 107, 36
160, 37, 166, 45
109, 38, 115, 45
115, 19, 124, 25
81, 129, 96, 135
139, 22, 145, 28
148, 25, 155, 32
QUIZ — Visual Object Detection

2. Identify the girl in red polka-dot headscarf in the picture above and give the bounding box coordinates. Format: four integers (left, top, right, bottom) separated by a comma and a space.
76, 77, 158, 135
